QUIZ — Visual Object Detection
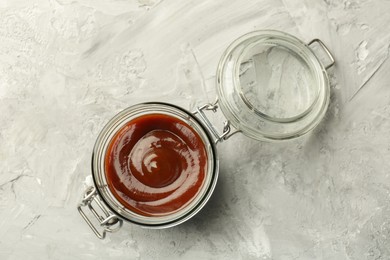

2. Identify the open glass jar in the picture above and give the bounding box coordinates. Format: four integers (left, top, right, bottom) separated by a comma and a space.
78, 30, 335, 239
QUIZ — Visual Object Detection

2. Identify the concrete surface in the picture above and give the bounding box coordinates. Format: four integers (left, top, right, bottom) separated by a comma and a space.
1, 0, 390, 259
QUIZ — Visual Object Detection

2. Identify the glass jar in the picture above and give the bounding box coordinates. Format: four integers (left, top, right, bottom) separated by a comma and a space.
217, 30, 334, 140
78, 30, 335, 239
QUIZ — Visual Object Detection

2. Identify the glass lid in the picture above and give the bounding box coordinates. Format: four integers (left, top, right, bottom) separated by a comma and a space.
216, 30, 330, 141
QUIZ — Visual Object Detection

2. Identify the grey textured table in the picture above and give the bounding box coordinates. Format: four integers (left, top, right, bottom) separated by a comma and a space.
1, 0, 390, 259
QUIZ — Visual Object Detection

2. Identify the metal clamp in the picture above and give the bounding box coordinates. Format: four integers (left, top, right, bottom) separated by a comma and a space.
78, 186, 123, 239
193, 98, 241, 144
308, 39, 335, 70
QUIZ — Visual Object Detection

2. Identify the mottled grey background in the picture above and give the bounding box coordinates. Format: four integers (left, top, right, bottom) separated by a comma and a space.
1, 0, 390, 259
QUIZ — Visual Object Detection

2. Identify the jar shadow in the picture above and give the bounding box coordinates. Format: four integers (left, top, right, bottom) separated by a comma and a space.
175, 171, 227, 231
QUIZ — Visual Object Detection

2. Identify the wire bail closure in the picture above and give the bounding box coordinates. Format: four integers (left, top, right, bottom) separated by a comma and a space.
193, 98, 241, 144
78, 186, 123, 239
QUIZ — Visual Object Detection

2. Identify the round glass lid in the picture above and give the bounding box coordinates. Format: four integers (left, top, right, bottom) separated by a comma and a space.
217, 30, 330, 141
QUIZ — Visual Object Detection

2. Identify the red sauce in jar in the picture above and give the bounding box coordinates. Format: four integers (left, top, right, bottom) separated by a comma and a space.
105, 114, 208, 217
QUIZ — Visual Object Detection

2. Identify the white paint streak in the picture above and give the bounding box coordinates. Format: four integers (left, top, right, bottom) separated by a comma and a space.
357, 41, 369, 61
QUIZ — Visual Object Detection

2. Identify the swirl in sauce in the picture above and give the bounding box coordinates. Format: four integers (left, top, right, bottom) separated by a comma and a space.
105, 114, 208, 217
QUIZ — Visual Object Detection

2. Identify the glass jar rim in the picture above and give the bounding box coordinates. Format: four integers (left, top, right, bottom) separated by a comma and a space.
91, 102, 219, 227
